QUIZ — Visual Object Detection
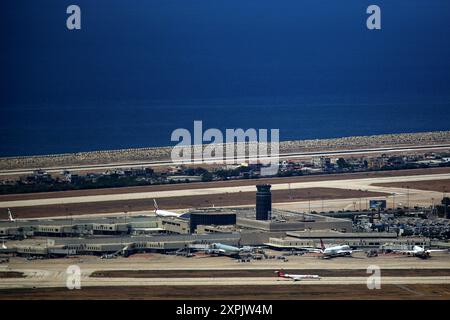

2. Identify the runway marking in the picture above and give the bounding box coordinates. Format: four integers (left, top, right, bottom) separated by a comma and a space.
395, 284, 424, 296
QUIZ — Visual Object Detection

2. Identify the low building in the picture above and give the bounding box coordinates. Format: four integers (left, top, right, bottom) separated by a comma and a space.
236, 209, 352, 233
160, 217, 190, 234
92, 223, 130, 235
189, 210, 236, 233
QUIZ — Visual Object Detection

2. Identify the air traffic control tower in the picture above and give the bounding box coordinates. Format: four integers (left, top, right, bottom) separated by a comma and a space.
256, 184, 272, 220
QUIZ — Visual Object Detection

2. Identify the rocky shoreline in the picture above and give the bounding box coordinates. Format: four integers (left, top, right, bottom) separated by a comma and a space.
1, 131, 449, 171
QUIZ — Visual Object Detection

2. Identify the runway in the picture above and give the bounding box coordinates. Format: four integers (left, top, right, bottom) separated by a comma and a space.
2, 275, 450, 289
1, 254, 450, 289
1, 172, 449, 209
1, 254, 450, 300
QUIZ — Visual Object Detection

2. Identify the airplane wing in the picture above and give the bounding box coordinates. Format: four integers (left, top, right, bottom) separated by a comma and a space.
427, 249, 448, 253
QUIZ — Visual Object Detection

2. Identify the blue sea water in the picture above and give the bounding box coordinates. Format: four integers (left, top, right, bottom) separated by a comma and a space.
1, 101, 449, 156
1, 1, 450, 156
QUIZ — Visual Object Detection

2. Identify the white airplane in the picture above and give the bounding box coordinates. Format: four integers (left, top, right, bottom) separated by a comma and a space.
1, 209, 16, 222
394, 245, 448, 259
307, 239, 360, 259
275, 270, 321, 281
153, 199, 190, 218
206, 243, 253, 256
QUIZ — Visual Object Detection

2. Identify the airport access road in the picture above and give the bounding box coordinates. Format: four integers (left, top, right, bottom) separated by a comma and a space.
1, 143, 450, 177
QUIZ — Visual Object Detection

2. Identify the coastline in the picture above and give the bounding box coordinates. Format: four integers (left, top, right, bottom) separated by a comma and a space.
1, 131, 449, 171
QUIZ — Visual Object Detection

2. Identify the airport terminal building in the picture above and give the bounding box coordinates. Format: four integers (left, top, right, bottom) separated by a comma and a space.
0, 184, 441, 258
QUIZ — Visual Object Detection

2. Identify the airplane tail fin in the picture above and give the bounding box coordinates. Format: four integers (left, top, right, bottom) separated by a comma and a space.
275, 270, 284, 277
7, 208, 14, 222
153, 199, 159, 212
320, 239, 325, 251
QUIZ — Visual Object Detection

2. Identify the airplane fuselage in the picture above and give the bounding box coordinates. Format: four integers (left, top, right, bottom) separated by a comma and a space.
276, 271, 321, 281
322, 245, 352, 257
155, 209, 181, 217
209, 243, 241, 255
